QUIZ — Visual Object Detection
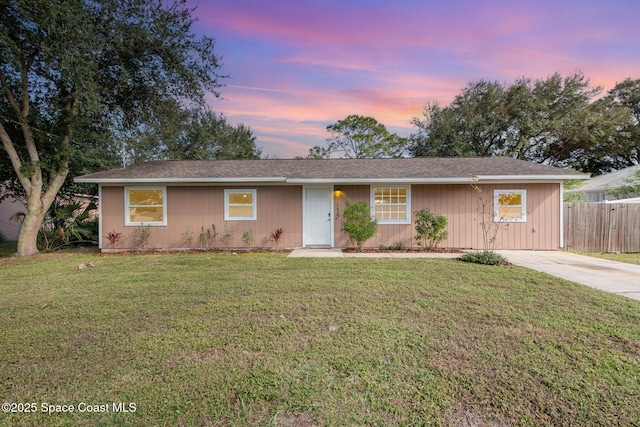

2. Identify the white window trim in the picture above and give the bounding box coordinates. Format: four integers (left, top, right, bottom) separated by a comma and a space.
224, 189, 257, 221
370, 185, 411, 225
125, 186, 167, 226
494, 189, 526, 223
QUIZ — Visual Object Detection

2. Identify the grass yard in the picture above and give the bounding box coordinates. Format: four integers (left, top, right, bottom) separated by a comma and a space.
578, 251, 640, 266
0, 252, 638, 426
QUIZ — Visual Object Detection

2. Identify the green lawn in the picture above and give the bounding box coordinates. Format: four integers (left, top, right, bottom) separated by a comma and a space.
577, 251, 640, 266
1, 252, 638, 426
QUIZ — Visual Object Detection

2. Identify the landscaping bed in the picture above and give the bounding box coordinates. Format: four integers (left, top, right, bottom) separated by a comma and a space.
342, 247, 463, 253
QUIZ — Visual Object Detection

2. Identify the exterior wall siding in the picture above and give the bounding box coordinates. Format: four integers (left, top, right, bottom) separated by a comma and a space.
100, 182, 561, 251
333, 183, 561, 250
100, 185, 303, 250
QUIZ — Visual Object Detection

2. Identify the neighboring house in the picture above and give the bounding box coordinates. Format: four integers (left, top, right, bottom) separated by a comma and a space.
604, 197, 640, 204
74, 157, 588, 251
0, 193, 24, 241
0, 198, 27, 240
566, 164, 640, 202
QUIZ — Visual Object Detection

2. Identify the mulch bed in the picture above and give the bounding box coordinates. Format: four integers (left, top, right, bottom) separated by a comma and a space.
99, 248, 293, 255
342, 248, 463, 253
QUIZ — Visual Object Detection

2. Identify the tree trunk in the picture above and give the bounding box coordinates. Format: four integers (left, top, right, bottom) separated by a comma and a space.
16, 209, 46, 257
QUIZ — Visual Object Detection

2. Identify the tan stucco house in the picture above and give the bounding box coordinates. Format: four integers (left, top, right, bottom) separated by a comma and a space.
74, 157, 588, 251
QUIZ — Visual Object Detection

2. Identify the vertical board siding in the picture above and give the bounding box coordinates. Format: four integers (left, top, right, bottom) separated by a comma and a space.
100, 185, 303, 250
101, 183, 562, 251
101, 186, 127, 249
333, 183, 561, 250
333, 185, 371, 248
564, 203, 640, 252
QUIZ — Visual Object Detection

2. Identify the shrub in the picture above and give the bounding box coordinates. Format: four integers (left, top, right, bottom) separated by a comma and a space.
181, 227, 194, 246
105, 229, 122, 249
33, 198, 98, 252
460, 250, 508, 266
341, 200, 378, 251
221, 223, 234, 248
379, 241, 406, 251
270, 228, 284, 247
199, 225, 217, 249
242, 229, 254, 248
414, 208, 448, 250
133, 224, 150, 250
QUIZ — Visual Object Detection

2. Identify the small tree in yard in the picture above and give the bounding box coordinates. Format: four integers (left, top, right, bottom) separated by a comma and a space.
414, 209, 448, 250
471, 181, 503, 251
461, 181, 509, 265
341, 200, 378, 251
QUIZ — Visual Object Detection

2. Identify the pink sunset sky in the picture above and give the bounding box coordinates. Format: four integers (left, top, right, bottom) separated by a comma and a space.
189, 0, 639, 158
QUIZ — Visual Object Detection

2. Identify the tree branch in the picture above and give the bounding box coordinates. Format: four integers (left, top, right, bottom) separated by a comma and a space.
0, 122, 31, 194
0, 69, 21, 116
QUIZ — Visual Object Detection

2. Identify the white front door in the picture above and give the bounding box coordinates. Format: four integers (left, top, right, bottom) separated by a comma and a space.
303, 187, 333, 246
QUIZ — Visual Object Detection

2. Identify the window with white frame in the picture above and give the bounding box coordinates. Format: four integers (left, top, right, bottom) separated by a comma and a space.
225, 189, 257, 220
371, 186, 410, 224
125, 186, 167, 226
494, 190, 526, 222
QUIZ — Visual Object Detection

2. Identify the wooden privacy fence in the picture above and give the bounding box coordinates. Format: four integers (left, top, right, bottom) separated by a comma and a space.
564, 202, 640, 253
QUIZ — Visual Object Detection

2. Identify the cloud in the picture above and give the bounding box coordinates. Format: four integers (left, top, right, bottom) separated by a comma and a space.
192, 0, 640, 157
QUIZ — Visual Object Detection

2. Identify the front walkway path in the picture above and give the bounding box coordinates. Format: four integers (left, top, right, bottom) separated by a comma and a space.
288, 248, 459, 259
289, 249, 640, 301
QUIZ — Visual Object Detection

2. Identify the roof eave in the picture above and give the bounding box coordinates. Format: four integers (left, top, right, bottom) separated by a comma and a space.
75, 174, 589, 185
287, 177, 585, 184
74, 177, 288, 184
286, 178, 476, 184
475, 174, 590, 181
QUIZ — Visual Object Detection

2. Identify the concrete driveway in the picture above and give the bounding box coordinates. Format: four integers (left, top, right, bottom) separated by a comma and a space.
496, 251, 640, 301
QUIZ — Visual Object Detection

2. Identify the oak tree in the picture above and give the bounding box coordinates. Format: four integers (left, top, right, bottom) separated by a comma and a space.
409, 72, 635, 175
0, 0, 224, 256
325, 115, 407, 158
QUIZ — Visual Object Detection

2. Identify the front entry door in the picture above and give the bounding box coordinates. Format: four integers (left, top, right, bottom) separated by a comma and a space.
303, 187, 333, 246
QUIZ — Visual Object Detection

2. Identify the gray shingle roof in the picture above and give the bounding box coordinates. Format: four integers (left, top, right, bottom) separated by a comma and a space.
571, 164, 640, 192
75, 157, 589, 183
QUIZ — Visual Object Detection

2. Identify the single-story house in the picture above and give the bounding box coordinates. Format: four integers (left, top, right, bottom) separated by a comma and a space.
74, 157, 589, 251
565, 164, 640, 202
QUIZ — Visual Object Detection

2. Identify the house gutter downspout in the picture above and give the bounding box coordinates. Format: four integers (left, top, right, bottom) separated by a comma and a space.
559, 181, 564, 249
98, 185, 103, 250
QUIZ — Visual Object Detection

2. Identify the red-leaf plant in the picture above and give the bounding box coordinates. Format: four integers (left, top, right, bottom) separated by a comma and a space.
105, 229, 122, 249
270, 228, 284, 247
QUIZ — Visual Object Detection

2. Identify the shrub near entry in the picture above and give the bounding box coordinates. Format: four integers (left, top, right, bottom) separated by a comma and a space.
341, 200, 378, 251
414, 208, 448, 250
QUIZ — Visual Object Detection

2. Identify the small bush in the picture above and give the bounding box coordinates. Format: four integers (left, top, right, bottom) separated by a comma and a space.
221, 223, 234, 248
270, 228, 284, 247
414, 208, 448, 250
105, 229, 122, 249
460, 250, 508, 266
341, 200, 378, 251
181, 227, 194, 245
133, 224, 150, 250
199, 225, 217, 249
379, 241, 406, 251
242, 229, 254, 247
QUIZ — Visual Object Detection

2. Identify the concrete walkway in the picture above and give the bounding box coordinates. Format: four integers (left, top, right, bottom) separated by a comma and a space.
288, 248, 460, 259
289, 248, 640, 301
